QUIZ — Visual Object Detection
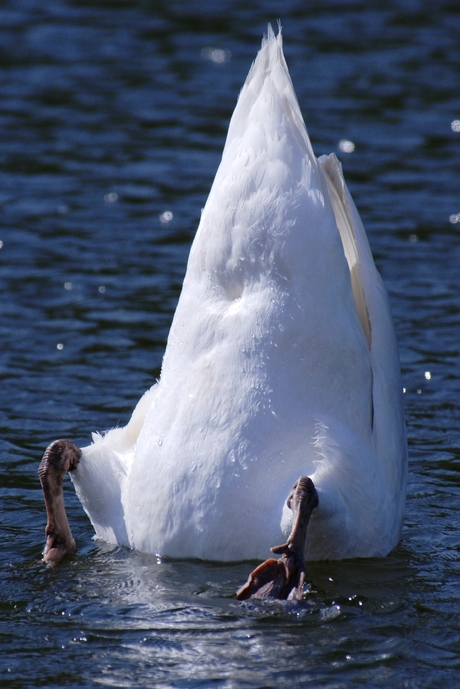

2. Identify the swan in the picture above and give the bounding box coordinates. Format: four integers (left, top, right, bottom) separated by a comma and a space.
38, 26, 407, 599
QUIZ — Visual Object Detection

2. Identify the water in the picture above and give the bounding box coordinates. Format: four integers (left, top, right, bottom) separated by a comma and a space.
1, 0, 460, 686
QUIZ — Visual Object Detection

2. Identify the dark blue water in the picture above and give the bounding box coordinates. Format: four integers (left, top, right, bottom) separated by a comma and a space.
1, 1, 460, 686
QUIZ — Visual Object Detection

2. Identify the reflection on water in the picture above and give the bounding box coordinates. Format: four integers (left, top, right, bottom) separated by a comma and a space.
3, 545, 417, 686
1, 0, 460, 686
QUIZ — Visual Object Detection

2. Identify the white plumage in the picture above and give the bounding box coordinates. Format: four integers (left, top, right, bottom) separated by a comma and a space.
72, 26, 407, 562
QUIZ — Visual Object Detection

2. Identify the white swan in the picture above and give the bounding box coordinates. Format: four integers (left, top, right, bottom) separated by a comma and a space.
39, 27, 407, 587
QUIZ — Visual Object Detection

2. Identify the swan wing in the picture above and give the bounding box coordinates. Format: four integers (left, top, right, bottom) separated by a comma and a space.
316, 153, 407, 553
71, 386, 157, 546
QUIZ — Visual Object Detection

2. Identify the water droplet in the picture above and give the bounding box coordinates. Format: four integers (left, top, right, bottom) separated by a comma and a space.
98, 285, 106, 293
451, 119, 460, 132
56, 343, 64, 350
449, 213, 460, 224
424, 371, 432, 380
64, 281, 72, 290
104, 192, 118, 203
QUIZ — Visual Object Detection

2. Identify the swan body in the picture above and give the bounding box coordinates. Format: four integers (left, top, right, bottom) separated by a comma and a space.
71, 27, 407, 562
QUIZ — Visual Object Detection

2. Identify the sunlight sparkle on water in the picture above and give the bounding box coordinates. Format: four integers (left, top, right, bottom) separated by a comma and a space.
201, 47, 231, 64
104, 192, 118, 203
338, 139, 355, 153
159, 210, 173, 224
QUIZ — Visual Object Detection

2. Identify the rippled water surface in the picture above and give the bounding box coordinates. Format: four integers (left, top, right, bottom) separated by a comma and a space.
1, 1, 460, 687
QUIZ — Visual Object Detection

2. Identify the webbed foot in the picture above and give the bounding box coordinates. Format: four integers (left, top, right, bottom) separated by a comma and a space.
236, 476, 318, 601
38, 439, 81, 564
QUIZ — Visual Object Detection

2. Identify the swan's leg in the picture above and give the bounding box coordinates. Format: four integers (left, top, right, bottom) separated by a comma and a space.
236, 476, 318, 601
38, 439, 82, 564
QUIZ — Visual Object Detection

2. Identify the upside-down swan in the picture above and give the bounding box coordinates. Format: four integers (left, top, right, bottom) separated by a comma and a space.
38, 26, 407, 600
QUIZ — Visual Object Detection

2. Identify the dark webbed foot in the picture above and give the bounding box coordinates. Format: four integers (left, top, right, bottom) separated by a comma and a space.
38, 439, 81, 564
236, 476, 318, 601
